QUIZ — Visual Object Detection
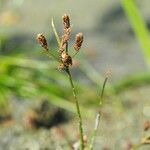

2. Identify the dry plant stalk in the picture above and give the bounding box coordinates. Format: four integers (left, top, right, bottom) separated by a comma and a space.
37, 14, 84, 149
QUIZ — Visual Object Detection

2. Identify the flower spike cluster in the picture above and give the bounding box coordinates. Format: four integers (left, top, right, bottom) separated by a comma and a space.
36, 14, 84, 72
58, 14, 83, 71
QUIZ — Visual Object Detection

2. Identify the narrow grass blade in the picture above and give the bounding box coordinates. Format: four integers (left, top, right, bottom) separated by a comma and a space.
122, 0, 150, 67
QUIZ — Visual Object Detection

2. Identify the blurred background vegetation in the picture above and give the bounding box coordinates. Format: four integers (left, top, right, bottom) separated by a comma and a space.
0, 0, 150, 149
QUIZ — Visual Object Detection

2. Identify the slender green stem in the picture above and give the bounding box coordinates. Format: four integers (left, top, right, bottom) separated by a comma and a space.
89, 77, 108, 150
89, 112, 100, 150
66, 42, 68, 53
99, 77, 108, 105
66, 68, 84, 150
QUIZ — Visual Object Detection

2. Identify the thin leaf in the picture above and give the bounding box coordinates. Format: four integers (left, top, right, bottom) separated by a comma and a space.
51, 18, 61, 47
122, 0, 150, 67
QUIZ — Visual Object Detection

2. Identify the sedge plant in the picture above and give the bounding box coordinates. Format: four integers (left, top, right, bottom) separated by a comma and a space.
37, 14, 84, 149
36, 14, 109, 150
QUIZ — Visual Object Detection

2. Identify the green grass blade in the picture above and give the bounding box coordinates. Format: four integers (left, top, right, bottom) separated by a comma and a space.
121, 0, 150, 67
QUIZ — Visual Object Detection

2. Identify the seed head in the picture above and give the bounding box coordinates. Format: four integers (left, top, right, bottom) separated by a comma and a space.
61, 51, 72, 66
74, 33, 83, 51
36, 33, 48, 51
62, 28, 71, 44
62, 14, 70, 29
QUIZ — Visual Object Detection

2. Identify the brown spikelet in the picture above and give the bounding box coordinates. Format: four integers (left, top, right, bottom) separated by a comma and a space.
74, 33, 83, 51
62, 28, 71, 44
61, 51, 72, 66
62, 14, 70, 29
36, 33, 48, 51
59, 14, 71, 53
